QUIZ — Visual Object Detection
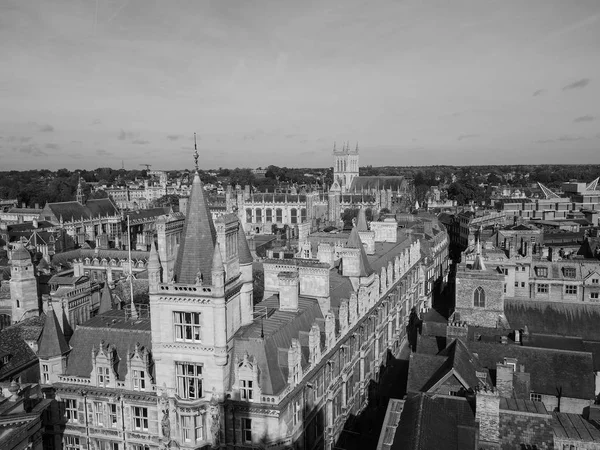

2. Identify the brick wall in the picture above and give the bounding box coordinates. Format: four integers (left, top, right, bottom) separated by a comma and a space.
499, 410, 553, 450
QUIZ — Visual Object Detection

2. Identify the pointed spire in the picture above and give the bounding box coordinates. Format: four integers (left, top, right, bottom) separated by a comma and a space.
38, 301, 70, 359
193, 132, 199, 171
61, 302, 73, 342
238, 225, 253, 265
76, 176, 84, 204
357, 207, 368, 232
333, 141, 337, 153
98, 283, 113, 315
472, 232, 486, 271
173, 170, 217, 284
148, 240, 161, 271
347, 226, 374, 276
355, 142, 359, 153
212, 242, 224, 273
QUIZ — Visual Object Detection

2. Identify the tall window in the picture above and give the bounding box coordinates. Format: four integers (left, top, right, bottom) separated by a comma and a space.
132, 406, 149, 431
293, 400, 301, 426
266, 209, 273, 222
301, 208, 307, 222
109, 403, 118, 428
276, 208, 283, 223
255, 209, 262, 223
65, 398, 78, 422
94, 401, 104, 426
473, 287, 485, 307
174, 312, 202, 342
133, 370, 146, 391
64, 436, 80, 450
240, 380, 253, 400
42, 364, 49, 383
176, 363, 203, 399
246, 209, 253, 223
181, 415, 203, 443
290, 208, 298, 224
97, 366, 110, 387
241, 418, 252, 443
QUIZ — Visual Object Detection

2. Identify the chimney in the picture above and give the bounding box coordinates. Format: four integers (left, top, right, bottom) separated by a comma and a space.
514, 329, 521, 344
446, 321, 468, 343
278, 271, 299, 312
495, 362, 514, 398
550, 247, 559, 262
475, 387, 500, 445
32, 218, 38, 229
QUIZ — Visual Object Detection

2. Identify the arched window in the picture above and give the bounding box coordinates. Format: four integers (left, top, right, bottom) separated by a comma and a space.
246, 208, 253, 223
266, 208, 272, 222
255, 209, 262, 223
290, 209, 298, 224
275, 208, 283, 223
300, 208, 307, 223
473, 287, 485, 307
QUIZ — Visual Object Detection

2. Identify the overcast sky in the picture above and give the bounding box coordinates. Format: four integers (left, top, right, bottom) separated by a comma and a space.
1, 0, 599, 170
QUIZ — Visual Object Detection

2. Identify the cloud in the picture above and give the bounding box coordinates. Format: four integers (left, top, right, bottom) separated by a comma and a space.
300, 139, 309, 144
557, 135, 583, 141
132, 139, 150, 145
285, 134, 297, 139
45, 143, 60, 150
39, 124, 54, 132
167, 134, 183, 140
563, 79, 591, 90
534, 139, 555, 144
96, 149, 113, 156
532, 89, 546, 97
67, 153, 84, 159
457, 134, 479, 141
91, 119, 102, 125
118, 129, 138, 140
19, 136, 32, 143
17, 143, 47, 157
71, 140, 83, 144
574, 115, 595, 123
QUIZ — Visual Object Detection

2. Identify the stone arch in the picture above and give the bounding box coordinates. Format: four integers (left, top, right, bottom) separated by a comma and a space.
473, 286, 485, 307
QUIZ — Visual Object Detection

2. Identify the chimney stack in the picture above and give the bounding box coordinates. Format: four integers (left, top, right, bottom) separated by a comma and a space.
278, 271, 299, 312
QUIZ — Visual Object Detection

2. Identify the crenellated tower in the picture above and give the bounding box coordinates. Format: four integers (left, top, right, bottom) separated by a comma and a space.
332, 141, 360, 193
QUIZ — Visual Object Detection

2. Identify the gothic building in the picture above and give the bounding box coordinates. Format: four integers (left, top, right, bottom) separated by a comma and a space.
37, 162, 447, 450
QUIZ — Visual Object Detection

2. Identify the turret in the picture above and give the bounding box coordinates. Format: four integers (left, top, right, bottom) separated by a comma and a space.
37, 301, 70, 384
211, 243, 225, 297
148, 241, 162, 294
10, 242, 39, 323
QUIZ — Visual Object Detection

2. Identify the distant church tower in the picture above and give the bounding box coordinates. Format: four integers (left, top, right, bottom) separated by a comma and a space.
76, 177, 84, 204
10, 243, 39, 323
333, 142, 359, 193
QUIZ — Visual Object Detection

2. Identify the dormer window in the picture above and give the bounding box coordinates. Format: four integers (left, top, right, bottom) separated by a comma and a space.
133, 369, 146, 391
240, 380, 253, 400
535, 267, 548, 278
97, 367, 110, 387
563, 267, 576, 278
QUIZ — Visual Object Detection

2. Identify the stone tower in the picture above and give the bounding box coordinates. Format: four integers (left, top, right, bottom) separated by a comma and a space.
333, 141, 359, 193
10, 242, 39, 323
38, 301, 70, 384
328, 181, 342, 225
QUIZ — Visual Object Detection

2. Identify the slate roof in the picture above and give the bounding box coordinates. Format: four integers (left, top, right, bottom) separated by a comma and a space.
230, 295, 324, 396
467, 341, 595, 399
391, 393, 477, 450
0, 316, 44, 381
50, 248, 149, 268
238, 225, 253, 265
37, 306, 70, 358
349, 176, 408, 193
552, 412, 600, 442
44, 198, 119, 222
499, 397, 548, 414
408, 339, 490, 393
346, 227, 374, 277
505, 299, 600, 341
173, 171, 217, 284
65, 309, 151, 381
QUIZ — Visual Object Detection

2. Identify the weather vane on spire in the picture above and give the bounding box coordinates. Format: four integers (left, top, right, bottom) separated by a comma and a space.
193, 132, 199, 171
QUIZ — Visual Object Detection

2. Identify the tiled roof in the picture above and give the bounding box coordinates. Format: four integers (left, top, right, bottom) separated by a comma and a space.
552, 412, 600, 442
505, 299, 600, 341
0, 316, 43, 381
173, 172, 217, 284
37, 306, 70, 358
230, 295, 324, 395
499, 397, 548, 414
238, 226, 253, 265
45, 198, 119, 222
391, 393, 477, 450
467, 341, 595, 399
65, 309, 151, 381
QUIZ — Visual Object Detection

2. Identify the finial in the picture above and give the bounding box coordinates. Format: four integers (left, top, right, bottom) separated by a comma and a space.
356, 142, 359, 152
193, 133, 199, 171
333, 141, 336, 152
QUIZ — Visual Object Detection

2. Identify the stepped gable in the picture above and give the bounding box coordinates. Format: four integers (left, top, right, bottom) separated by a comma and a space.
237, 225, 253, 265
37, 304, 70, 359
173, 171, 217, 284
346, 226, 374, 276
65, 309, 151, 380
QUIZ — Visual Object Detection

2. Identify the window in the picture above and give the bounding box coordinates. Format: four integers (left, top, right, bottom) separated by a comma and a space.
64, 436, 80, 450
65, 398, 78, 422
503, 284, 507, 293
563, 267, 576, 278
290, 208, 298, 224
240, 380, 253, 400
521, 282, 525, 288
591, 292, 599, 301
565, 285, 577, 295
132, 406, 148, 431
276, 208, 283, 222
502, 268, 508, 275
181, 415, 203, 442
94, 401, 104, 426
266, 209, 272, 222
473, 287, 485, 308
109, 403, 118, 428
535, 267, 548, 278
255, 209, 262, 223
42, 364, 49, 383
537, 284, 548, 293
133, 370, 145, 391
514, 282, 519, 287
242, 418, 252, 443
176, 363, 203, 399
530, 393, 542, 402
246, 209, 252, 223
131, 445, 150, 450
293, 400, 301, 426
174, 312, 202, 342
97, 366, 110, 387
449, 390, 461, 397
592, 278, 599, 284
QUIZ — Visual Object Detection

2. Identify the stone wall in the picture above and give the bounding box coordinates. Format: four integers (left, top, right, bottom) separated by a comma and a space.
455, 270, 505, 328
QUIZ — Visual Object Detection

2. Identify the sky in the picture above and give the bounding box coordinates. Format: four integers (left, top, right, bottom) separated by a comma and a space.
1, 0, 599, 170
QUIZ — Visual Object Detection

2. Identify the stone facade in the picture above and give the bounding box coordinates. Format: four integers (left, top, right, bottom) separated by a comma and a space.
454, 268, 506, 328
